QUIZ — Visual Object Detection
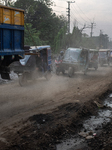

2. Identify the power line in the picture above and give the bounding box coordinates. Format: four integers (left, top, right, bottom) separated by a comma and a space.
53, 10, 65, 13
70, 11, 84, 26
71, 3, 96, 37
75, 2, 91, 22
71, 4, 90, 24
53, 5, 66, 9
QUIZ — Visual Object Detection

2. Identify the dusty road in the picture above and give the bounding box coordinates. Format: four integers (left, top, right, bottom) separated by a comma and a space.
0, 67, 111, 125
0, 66, 112, 149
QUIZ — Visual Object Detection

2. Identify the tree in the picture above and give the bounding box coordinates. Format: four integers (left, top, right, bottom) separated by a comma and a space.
53, 26, 67, 53
12, 0, 67, 48
24, 23, 42, 46
99, 32, 109, 49
0, 0, 14, 5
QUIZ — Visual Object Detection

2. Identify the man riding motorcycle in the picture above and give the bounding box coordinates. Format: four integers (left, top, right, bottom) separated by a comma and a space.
55, 51, 64, 75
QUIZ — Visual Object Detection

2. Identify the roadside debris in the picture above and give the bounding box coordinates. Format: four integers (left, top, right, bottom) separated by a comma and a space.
86, 135, 93, 140
78, 131, 95, 140
78, 131, 88, 137
94, 101, 104, 108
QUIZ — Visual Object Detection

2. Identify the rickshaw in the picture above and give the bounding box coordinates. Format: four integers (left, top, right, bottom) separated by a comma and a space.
10, 45, 52, 86
88, 49, 99, 70
109, 50, 112, 64
99, 49, 110, 66
61, 47, 89, 77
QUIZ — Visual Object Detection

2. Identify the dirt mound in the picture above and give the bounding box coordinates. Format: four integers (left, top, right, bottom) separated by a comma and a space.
2, 96, 107, 150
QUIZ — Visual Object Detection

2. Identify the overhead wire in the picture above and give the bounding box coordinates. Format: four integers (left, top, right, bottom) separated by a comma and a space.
53, 5, 66, 9
52, 2, 88, 27
51, 5, 66, 16
53, 10, 65, 13
71, 3, 90, 25
70, 11, 84, 26
52, 2, 110, 37
75, 2, 110, 37
75, 2, 91, 22
70, 3, 100, 36
70, 4, 86, 27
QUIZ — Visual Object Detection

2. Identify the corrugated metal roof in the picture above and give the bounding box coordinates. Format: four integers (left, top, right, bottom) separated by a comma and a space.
0, 4, 24, 12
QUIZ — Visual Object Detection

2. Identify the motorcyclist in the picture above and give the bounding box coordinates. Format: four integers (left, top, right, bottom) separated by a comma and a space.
55, 51, 64, 75
58, 51, 64, 61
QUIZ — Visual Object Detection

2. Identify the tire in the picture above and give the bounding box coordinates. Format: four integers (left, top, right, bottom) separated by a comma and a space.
62, 69, 65, 74
108, 62, 110, 66
1, 73, 10, 80
19, 73, 27, 86
56, 68, 60, 75
45, 71, 52, 81
100, 63, 103, 67
83, 68, 88, 75
84, 70, 87, 75
68, 67, 73, 77
95, 66, 98, 70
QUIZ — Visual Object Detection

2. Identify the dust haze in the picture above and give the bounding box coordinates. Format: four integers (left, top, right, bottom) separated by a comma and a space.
0, 66, 111, 127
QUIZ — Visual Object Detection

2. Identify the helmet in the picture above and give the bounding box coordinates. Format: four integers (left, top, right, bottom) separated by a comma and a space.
60, 51, 64, 56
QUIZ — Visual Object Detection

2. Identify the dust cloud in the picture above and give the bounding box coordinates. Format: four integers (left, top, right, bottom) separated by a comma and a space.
0, 66, 111, 126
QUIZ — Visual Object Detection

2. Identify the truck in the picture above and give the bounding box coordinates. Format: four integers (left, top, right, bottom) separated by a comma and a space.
0, 5, 24, 79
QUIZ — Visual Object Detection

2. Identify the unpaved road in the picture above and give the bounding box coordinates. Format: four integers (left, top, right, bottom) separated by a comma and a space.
1, 66, 112, 150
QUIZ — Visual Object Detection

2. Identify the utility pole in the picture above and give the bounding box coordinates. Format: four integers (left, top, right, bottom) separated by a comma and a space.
5, 0, 8, 6
66, 1, 75, 34
99, 30, 103, 48
90, 22, 96, 37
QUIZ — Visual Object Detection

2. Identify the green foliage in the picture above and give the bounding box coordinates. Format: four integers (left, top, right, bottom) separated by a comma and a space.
24, 23, 42, 46
99, 34, 109, 49
70, 26, 82, 47
0, 0, 14, 5
11, 0, 66, 49
81, 37, 97, 49
53, 26, 67, 53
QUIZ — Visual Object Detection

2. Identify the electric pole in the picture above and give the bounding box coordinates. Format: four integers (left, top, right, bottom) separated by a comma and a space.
6, 0, 8, 6
90, 22, 96, 37
67, 1, 75, 34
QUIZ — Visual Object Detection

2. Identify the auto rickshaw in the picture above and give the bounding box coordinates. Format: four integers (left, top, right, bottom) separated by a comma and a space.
10, 45, 52, 86
109, 50, 112, 64
88, 49, 99, 70
61, 47, 89, 77
99, 49, 110, 66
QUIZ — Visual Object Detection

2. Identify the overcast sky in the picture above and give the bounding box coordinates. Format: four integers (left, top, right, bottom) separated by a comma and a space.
52, 0, 112, 40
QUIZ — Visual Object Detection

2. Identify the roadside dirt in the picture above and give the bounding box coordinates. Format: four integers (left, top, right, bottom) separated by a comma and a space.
0, 67, 112, 150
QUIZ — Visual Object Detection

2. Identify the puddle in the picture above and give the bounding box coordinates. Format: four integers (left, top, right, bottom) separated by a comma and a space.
83, 110, 111, 132
56, 94, 112, 150
109, 94, 112, 98
104, 95, 112, 108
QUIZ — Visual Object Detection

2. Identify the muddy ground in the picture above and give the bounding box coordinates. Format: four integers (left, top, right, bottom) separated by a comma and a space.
0, 67, 112, 149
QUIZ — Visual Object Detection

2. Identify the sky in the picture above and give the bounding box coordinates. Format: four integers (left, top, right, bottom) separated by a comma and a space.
51, 0, 112, 40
